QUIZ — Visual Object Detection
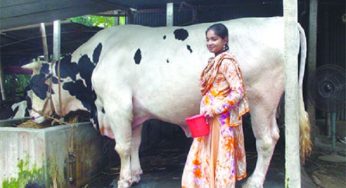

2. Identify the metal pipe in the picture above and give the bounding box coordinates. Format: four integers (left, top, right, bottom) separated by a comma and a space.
307, 0, 318, 141
331, 112, 336, 151
53, 20, 61, 61
166, 3, 174, 26
40, 23, 49, 62
0, 60, 5, 101
0, 20, 70, 33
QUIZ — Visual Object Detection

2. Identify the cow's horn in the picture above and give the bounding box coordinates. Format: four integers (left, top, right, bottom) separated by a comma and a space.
21, 59, 43, 74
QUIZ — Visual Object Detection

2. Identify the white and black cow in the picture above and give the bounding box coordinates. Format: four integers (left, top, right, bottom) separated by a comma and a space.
24, 17, 311, 188
23, 45, 101, 125
11, 100, 29, 119
0, 100, 29, 120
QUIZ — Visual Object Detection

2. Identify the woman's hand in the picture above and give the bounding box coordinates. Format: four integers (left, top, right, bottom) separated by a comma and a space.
203, 108, 214, 118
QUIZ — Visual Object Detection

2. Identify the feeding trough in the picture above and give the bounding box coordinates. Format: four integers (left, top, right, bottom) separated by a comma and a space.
0, 118, 105, 188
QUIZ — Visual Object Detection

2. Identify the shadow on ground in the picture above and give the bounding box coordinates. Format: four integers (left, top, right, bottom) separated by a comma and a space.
85, 118, 345, 188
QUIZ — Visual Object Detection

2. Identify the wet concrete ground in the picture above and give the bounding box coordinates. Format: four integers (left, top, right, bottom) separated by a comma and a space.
304, 137, 346, 188
86, 141, 316, 188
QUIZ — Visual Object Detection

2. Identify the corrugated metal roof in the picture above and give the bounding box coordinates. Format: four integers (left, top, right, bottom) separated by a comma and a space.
0, 0, 283, 30
0, 0, 122, 30
0, 22, 101, 66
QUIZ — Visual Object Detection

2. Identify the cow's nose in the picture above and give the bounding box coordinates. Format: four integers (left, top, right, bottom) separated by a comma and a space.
32, 116, 45, 124
31, 115, 40, 120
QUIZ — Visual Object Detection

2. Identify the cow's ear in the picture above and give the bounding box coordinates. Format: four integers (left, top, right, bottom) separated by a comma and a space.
22, 59, 42, 75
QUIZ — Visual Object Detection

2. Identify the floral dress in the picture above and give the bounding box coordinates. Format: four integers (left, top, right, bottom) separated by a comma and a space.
182, 52, 249, 188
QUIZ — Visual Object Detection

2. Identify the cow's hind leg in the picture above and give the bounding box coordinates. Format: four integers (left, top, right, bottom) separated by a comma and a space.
243, 108, 280, 188
104, 95, 133, 188
130, 125, 143, 184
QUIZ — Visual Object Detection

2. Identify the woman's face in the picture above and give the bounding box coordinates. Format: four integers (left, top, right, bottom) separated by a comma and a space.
206, 30, 228, 54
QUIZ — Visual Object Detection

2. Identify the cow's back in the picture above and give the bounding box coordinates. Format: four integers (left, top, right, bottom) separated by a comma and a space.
91, 17, 285, 126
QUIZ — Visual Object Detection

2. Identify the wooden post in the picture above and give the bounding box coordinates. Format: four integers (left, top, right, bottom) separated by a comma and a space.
307, 0, 318, 141
284, 0, 301, 187
166, 2, 174, 26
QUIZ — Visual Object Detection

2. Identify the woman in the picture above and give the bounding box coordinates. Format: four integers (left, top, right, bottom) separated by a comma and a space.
182, 23, 250, 188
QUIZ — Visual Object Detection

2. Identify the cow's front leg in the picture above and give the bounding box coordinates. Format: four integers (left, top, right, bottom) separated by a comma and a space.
130, 125, 143, 184
243, 113, 279, 188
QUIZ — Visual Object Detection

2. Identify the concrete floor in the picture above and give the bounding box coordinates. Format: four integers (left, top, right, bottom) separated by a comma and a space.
86, 149, 316, 188
85, 137, 316, 188
84, 119, 346, 188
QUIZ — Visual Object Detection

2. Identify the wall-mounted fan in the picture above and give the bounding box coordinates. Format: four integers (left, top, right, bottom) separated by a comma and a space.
308, 64, 346, 162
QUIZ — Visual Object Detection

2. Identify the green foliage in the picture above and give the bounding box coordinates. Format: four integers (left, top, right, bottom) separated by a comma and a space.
2, 158, 44, 188
119, 16, 126, 25
4, 74, 30, 102
69, 15, 116, 28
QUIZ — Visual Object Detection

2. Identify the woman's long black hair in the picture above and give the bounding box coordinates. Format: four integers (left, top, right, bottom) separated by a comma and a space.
205, 23, 229, 51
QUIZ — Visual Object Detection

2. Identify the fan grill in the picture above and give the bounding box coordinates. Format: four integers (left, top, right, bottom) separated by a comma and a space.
308, 64, 346, 112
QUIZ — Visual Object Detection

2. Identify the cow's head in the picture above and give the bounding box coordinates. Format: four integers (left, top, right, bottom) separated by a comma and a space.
23, 43, 102, 128
22, 58, 55, 123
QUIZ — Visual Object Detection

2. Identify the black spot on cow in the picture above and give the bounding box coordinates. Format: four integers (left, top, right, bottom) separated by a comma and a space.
163, 35, 166, 40
166, 59, 170, 63
174, 28, 189, 41
92, 43, 102, 64
40, 63, 49, 75
25, 97, 32, 110
30, 74, 49, 100
63, 80, 94, 111
90, 91, 99, 130
12, 106, 19, 116
24, 87, 32, 110
46, 74, 53, 79
56, 55, 79, 80
25, 108, 29, 117
51, 77, 62, 84
134, 49, 142, 65
77, 55, 95, 90
53, 53, 99, 130
102, 108, 105, 113
187, 45, 193, 53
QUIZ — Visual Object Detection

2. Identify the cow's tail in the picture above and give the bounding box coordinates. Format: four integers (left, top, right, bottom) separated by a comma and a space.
298, 24, 312, 162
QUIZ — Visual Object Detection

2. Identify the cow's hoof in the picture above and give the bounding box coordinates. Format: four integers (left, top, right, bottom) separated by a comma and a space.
131, 169, 143, 184
131, 175, 141, 184
242, 177, 263, 188
117, 179, 131, 188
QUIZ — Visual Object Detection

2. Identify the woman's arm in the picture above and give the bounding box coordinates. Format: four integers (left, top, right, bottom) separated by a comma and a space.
210, 58, 245, 115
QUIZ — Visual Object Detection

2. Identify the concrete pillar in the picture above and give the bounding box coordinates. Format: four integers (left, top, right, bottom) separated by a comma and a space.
307, 0, 318, 140
166, 2, 174, 26
114, 17, 119, 26
284, 0, 301, 187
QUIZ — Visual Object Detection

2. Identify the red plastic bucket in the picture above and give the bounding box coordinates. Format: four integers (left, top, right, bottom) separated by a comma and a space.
185, 114, 209, 138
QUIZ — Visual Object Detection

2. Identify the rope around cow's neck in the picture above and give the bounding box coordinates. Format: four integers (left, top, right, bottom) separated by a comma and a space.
30, 59, 65, 125
31, 107, 66, 125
